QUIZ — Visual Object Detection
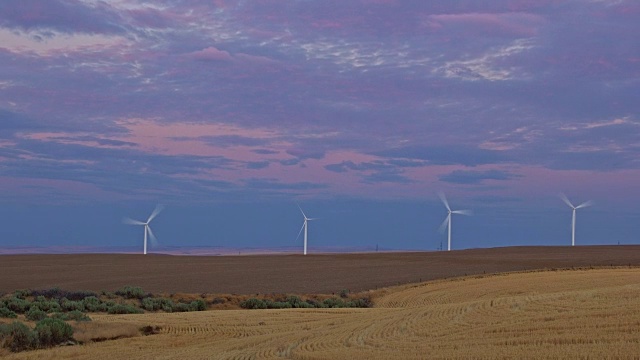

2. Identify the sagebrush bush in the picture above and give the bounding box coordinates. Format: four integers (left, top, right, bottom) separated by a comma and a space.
5, 297, 31, 313
61, 298, 85, 312
115, 286, 146, 299
240, 298, 267, 309
25, 307, 48, 321
0, 321, 38, 352
189, 299, 207, 311
339, 289, 350, 298
0, 306, 18, 318
265, 301, 292, 309
35, 318, 74, 346
32, 298, 62, 313
286, 295, 303, 308
12, 289, 31, 300
326, 298, 349, 308
141, 297, 174, 311
305, 299, 325, 308
347, 297, 372, 308
107, 304, 143, 314
82, 296, 104, 312
172, 303, 192, 312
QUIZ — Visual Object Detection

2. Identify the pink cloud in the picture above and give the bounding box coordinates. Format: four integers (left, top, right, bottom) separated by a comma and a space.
188, 46, 233, 61
425, 12, 546, 37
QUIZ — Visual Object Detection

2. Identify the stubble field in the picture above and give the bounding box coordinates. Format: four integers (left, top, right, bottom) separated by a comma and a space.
1, 246, 640, 359
3, 268, 640, 359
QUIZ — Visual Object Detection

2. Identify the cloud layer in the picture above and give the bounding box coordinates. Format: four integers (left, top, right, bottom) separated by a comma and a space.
0, 0, 638, 206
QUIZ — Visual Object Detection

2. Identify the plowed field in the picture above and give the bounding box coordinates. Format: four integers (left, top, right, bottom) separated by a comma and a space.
1, 246, 639, 294
4, 268, 640, 359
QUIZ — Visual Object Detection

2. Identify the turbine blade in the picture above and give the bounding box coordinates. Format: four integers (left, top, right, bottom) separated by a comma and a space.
438, 192, 451, 211
559, 193, 574, 208
147, 204, 165, 223
147, 226, 159, 247
307, 217, 319, 221
438, 215, 450, 234
576, 200, 593, 209
297, 203, 307, 219
295, 222, 305, 242
452, 209, 472, 216
123, 217, 145, 225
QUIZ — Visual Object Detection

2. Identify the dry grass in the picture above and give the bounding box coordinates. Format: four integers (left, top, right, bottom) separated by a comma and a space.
72, 322, 141, 344
3, 268, 640, 359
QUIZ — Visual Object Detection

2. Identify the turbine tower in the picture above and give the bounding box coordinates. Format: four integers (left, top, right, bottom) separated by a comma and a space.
438, 192, 471, 251
124, 204, 164, 255
296, 205, 316, 255
560, 194, 592, 246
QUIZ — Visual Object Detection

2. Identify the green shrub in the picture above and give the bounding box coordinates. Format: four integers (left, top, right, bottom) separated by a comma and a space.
6, 297, 31, 313
0, 306, 18, 318
189, 300, 207, 311
286, 295, 303, 308
107, 304, 143, 314
265, 301, 292, 309
60, 298, 85, 312
141, 297, 174, 311
240, 298, 267, 309
32, 299, 61, 313
0, 321, 38, 352
25, 307, 48, 321
305, 299, 325, 308
35, 318, 73, 346
339, 289, 349, 298
82, 296, 103, 312
347, 297, 372, 308
169, 303, 187, 312
115, 286, 146, 299
323, 298, 347, 308
12, 289, 31, 300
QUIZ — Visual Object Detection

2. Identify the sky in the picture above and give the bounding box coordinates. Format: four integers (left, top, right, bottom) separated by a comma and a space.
0, 0, 639, 253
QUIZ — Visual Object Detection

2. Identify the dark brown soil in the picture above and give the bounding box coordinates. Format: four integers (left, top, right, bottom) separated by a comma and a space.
1, 246, 638, 294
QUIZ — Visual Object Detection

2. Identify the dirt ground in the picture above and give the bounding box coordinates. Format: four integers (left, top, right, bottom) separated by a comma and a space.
1, 245, 638, 294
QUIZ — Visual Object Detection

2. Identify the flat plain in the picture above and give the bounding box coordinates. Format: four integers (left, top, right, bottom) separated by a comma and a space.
1, 246, 639, 294
2, 246, 640, 359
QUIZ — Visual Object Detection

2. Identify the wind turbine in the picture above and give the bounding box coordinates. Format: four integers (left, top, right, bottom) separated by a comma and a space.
559, 194, 592, 246
123, 205, 164, 255
438, 192, 472, 251
295, 205, 317, 255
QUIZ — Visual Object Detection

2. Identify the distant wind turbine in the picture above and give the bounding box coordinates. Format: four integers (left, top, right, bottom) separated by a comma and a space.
295, 205, 317, 255
438, 192, 472, 251
559, 194, 592, 246
123, 205, 164, 255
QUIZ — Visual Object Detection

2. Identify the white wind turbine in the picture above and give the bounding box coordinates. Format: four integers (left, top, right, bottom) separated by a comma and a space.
295, 205, 317, 255
560, 194, 592, 246
123, 205, 164, 255
438, 192, 472, 251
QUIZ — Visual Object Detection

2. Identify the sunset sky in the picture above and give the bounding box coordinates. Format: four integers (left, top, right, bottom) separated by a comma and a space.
1, 0, 638, 252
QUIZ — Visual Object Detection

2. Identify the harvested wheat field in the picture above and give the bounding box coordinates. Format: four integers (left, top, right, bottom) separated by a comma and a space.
1, 246, 640, 294
4, 268, 640, 359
